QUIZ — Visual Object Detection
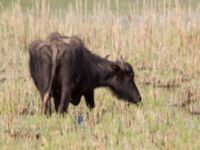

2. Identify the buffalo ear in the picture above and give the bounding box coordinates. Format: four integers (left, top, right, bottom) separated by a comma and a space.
111, 63, 121, 73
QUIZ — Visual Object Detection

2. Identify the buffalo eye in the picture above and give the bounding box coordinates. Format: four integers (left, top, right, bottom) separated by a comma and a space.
128, 78, 133, 82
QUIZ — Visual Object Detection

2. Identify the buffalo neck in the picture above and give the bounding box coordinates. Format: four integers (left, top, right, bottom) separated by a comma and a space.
88, 52, 113, 88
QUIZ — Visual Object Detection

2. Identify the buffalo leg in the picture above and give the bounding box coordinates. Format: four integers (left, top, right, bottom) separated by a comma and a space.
39, 73, 51, 115
46, 98, 52, 115
53, 96, 61, 112
52, 90, 61, 112
58, 85, 71, 113
39, 61, 52, 115
40, 92, 51, 115
84, 90, 95, 110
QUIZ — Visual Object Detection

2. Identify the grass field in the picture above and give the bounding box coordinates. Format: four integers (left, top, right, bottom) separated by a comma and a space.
0, 0, 200, 149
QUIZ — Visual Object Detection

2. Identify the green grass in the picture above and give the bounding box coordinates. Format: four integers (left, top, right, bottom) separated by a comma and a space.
0, 0, 200, 149
0, 82, 200, 149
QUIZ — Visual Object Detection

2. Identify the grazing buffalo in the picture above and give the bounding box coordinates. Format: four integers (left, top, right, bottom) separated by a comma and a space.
29, 33, 141, 114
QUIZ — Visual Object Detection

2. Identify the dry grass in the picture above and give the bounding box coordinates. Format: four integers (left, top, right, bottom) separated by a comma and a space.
0, 0, 200, 149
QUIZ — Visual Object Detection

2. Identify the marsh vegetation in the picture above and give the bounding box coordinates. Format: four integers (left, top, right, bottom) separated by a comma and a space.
0, 0, 200, 149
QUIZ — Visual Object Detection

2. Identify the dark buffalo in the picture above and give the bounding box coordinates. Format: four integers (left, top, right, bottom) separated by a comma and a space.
29, 33, 141, 114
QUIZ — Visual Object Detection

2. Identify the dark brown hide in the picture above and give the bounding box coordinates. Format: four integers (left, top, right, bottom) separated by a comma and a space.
29, 33, 141, 114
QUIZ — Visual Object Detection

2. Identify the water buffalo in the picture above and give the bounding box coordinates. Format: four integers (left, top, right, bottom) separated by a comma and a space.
29, 33, 141, 114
